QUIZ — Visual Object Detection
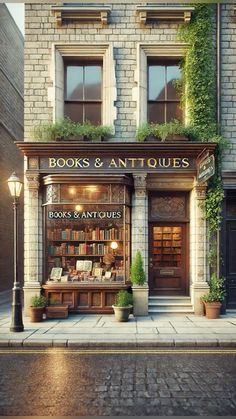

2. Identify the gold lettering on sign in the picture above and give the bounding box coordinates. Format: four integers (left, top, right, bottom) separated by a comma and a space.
48, 157, 191, 169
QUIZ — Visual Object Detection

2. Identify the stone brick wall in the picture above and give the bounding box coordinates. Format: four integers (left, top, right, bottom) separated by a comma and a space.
24, 2, 181, 141
0, 4, 24, 292
221, 4, 236, 171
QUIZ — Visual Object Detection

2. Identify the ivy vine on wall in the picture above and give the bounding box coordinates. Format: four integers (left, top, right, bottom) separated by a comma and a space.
179, 4, 226, 271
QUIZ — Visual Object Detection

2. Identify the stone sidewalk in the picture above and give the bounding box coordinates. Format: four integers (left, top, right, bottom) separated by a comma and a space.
1, 301, 236, 347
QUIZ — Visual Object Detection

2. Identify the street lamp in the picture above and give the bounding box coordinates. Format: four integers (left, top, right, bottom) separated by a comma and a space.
7, 172, 24, 332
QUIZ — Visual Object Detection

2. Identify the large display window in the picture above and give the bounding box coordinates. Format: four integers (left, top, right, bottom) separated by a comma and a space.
43, 179, 131, 287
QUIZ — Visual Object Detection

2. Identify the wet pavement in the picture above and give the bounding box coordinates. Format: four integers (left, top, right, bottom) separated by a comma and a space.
0, 348, 236, 416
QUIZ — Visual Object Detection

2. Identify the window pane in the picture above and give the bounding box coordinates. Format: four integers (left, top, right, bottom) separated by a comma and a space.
166, 102, 182, 122
167, 65, 181, 100
84, 103, 101, 125
65, 103, 83, 123
66, 66, 83, 100
61, 185, 110, 203
148, 103, 165, 124
84, 66, 102, 100
148, 65, 165, 101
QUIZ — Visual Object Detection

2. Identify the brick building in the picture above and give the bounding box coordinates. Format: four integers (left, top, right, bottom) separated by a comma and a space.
18, 2, 236, 315
0, 4, 24, 296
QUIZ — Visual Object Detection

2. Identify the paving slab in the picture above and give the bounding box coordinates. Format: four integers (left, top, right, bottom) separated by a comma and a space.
0, 299, 236, 347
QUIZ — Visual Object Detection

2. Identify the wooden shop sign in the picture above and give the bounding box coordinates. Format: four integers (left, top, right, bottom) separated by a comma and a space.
40, 156, 193, 172
197, 154, 215, 183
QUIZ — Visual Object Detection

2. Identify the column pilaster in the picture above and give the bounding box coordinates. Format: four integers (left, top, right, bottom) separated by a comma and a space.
24, 172, 42, 314
191, 182, 209, 315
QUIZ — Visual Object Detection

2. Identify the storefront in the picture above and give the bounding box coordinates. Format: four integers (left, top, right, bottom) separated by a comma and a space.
18, 141, 216, 315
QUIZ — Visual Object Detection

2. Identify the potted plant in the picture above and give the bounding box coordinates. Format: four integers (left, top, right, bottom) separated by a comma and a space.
201, 273, 226, 319
130, 250, 149, 316
29, 295, 47, 322
112, 290, 133, 322
45, 298, 69, 319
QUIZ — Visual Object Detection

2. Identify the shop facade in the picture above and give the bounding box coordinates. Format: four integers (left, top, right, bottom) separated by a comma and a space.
22, 2, 236, 314
18, 141, 215, 315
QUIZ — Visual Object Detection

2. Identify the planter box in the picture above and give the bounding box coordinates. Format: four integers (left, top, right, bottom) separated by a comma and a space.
132, 285, 149, 316
45, 304, 69, 319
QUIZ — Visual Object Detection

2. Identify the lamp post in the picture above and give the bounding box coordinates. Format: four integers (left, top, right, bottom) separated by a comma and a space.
7, 172, 24, 332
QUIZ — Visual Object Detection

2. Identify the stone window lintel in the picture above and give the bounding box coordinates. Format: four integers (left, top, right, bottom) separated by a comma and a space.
136, 6, 194, 25
51, 5, 111, 27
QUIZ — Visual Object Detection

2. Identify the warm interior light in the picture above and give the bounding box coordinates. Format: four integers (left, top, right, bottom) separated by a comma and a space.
110, 241, 118, 250
69, 187, 76, 195
7, 172, 22, 198
75, 205, 82, 211
85, 185, 98, 193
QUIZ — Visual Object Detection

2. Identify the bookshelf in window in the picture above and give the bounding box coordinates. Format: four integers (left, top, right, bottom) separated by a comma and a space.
45, 203, 130, 285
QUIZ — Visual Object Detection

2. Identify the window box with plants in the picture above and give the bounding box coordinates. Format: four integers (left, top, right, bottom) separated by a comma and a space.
112, 290, 133, 322
29, 295, 47, 322
201, 274, 226, 319
130, 250, 149, 316
32, 118, 114, 142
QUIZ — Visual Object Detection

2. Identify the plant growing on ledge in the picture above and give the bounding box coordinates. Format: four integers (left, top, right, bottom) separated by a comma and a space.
32, 118, 114, 142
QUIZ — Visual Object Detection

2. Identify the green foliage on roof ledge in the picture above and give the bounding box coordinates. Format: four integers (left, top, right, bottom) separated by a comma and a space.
135, 120, 221, 143
32, 118, 114, 142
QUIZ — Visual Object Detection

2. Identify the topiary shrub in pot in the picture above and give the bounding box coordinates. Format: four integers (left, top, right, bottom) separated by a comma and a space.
130, 250, 148, 316
112, 290, 133, 322
201, 273, 225, 319
29, 295, 47, 322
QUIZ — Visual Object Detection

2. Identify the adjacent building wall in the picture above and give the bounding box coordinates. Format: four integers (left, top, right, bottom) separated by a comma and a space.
0, 4, 24, 293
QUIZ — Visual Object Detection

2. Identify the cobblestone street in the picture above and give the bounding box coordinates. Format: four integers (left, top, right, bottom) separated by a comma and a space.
0, 348, 236, 416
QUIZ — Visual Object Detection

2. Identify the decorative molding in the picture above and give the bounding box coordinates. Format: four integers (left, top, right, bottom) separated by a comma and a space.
26, 173, 40, 190
194, 184, 207, 200
28, 157, 39, 170
136, 6, 194, 25
133, 173, 147, 198
150, 196, 186, 220
51, 6, 111, 27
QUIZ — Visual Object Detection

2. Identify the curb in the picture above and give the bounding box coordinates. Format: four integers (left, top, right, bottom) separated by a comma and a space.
0, 339, 236, 348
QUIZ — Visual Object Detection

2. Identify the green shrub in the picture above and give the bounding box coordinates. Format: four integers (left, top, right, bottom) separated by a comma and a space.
130, 250, 146, 286
115, 290, 133, 307
201, 273, 225, 303
32, 118, 114, 141
31, 295, 47, 308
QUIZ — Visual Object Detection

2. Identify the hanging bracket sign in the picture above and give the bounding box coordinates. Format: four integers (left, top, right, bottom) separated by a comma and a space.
197, 154, 215, 183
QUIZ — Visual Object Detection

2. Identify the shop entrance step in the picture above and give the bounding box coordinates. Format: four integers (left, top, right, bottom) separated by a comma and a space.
148, 296, 194, 313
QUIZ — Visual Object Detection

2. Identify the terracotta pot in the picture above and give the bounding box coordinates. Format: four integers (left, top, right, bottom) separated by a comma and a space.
204, 301, 222, 319
112, 305, 132, 322
29, 307, 44, 322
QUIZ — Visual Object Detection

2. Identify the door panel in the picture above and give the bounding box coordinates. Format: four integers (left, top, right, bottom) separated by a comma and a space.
149, 224, 188, 295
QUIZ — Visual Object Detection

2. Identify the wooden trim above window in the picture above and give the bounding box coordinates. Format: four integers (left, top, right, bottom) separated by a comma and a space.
136, 6, 194, 25
51, 6, 111, 27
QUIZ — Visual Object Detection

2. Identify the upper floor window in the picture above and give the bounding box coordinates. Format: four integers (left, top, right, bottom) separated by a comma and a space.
64, 61, 102, 125
147, 59, 182, 124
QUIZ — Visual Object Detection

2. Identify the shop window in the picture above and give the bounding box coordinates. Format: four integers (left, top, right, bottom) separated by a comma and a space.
44, 182, 131, 285
147, 60, 182, 123
64, 61, 102, 124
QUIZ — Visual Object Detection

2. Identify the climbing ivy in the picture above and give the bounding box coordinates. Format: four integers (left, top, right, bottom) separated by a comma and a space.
179, 4, 227, 270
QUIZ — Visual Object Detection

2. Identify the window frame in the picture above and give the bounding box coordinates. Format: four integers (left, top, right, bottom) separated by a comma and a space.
147, 58, 182, 124
64, 59, 103, 125
135, 43, 187, 126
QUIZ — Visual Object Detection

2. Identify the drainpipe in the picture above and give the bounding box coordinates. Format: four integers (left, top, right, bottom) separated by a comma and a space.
216, 3, 221, 279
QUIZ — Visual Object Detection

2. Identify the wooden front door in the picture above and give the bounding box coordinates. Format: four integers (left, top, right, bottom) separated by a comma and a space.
149, 223, 188, 295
